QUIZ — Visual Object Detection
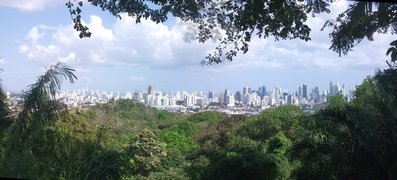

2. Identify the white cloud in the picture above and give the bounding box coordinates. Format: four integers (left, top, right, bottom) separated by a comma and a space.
59, 52, 76, 63
0, 0, 60, 11
129, 76, 145, 82
26, 27, 44, 43
0, 57, 6, 64
19, 2, 392, 72
19, 14, 217, 68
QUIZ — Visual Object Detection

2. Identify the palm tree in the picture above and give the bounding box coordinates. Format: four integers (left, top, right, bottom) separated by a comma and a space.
0, 68, 11, 129
10, 62, 77, 151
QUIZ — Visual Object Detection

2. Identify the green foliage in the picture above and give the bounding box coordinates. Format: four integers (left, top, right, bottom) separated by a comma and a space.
205, 135, 292, 180
187, 111, 223, 123
0, 85, 11, 161
1, 111, 123, 179
193, 115, 246, 157
160, 130, 197, 154
167, 120, 198, 137
92, 99, 179, 135
126, 129, 167, 177
323, 2, 397, 56
3, 62, 397, 179
326, 93, 347, 110
386, 40, 397, 68
237, 105, 304, 142
0, 63, 124, 179
291, 68, 397, 179
185, 156, 210, 180
267, 132, 291, 155
0, 85, 10, 128
10, 62, 77, 151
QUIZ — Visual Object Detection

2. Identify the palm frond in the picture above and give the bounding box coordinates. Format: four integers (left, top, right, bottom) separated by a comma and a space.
10, 62, 77, 151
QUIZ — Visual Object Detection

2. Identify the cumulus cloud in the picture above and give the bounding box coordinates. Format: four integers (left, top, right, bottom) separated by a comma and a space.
18, 2, 392, 72
0, 0, 59, 11
19, 14, 216, 68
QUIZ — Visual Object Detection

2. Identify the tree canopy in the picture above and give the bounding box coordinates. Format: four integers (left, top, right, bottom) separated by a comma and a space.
67, 0, 397, 64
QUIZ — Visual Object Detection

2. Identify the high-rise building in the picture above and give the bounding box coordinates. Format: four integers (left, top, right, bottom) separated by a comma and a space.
243, 86, 249, 95
147, 85, 153, 95
287, 94, 293, 104
224, 89, 229, 104
219, 90, 225, 104
329, 82, 342, 96
208, 91, 214, 99
260, 85, 266, 99
298, 86, 302, 97
235, 91, 242, 102
312, 86, 320, 103
226, 94, 235, 107
274, 86, 281, 102
302, 84, 308, 99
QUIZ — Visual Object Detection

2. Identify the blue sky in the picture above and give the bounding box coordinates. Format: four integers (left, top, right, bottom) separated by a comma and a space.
0, 1, 392, 94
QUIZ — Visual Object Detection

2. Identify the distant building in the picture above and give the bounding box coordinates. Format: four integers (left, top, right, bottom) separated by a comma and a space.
235, 91, 242, 102
260, 85, 266, 99
303, 84, 308, 99
298, 86, 302, 97
208, 91, 214, 99
219, 90, 225, 104
226, 94, 235, 107
147, 85, 154, 95
243, 86, 249, 95
224, 89, 229, 104
329, 82, 342, 96
312, 86, 320, 103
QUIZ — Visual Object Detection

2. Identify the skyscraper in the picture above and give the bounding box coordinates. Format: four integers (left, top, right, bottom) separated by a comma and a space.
329, 82, 342, 96
312, 86, 320, 103
147, 85, 153, 95
243, 86, 249, 95
260, 85, 266, 99
235, 91, 242, 102
219, 90, 225, 104
208, 91, 214, 99
298, 86, 302, 97
302, 84, 308, 99
224, 89, 229, 104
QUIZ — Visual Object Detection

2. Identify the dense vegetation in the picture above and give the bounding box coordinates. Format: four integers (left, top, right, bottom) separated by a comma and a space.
0, 61, 396, 179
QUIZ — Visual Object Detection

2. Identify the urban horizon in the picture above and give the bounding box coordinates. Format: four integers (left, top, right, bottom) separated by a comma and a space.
5, 81, 351, 116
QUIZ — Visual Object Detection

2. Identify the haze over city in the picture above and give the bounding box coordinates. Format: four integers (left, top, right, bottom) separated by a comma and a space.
0, 0, 392, 93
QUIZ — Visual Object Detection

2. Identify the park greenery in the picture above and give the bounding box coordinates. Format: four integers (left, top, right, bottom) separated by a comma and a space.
0, 51, 396, 179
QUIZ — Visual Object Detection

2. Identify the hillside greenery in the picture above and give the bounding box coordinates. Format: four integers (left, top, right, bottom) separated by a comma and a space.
0, 61, 397, 179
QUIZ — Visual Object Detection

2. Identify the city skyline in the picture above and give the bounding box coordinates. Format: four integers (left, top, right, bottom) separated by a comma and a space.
7, 80, 350, 98
0, 1, 391, 94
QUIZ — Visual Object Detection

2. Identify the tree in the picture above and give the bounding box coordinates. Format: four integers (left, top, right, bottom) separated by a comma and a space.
386, 39, 397, 68
9, 62, 77, 151
67, 0, 397, 64
126, 129, 167, 176
0, 68, 10, 126
0, 80, 10, 128
291, 67, 397, 179
323, 1, 397, 56
237, 105, 304, 142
